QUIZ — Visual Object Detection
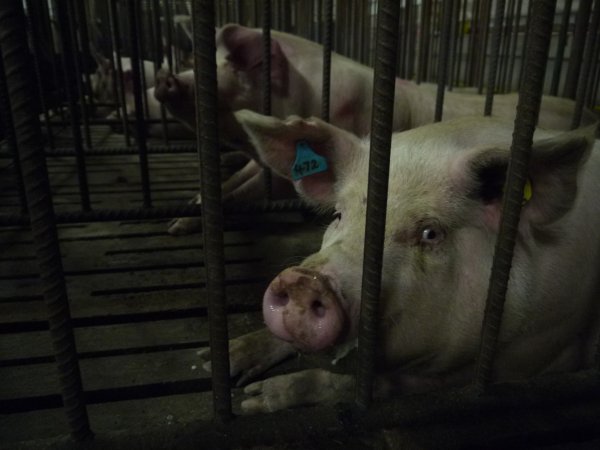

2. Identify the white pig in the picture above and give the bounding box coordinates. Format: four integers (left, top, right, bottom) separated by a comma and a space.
158, 24, 589, 235
199, 110, 600, 414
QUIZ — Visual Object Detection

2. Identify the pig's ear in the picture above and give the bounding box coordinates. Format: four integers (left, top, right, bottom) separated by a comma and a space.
235, 109, 363, 206
468, 132, 592, 231
218, 24, 288, 95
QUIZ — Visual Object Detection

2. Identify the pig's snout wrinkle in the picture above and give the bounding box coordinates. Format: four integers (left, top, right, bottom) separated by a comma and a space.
263, 268, 347, 353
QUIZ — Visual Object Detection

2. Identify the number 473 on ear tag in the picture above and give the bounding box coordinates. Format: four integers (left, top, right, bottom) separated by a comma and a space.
291, 141, 329, 181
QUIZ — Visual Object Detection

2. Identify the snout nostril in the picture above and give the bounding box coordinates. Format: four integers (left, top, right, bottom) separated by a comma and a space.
311, 300, 326, 318
272, 294, 289, 308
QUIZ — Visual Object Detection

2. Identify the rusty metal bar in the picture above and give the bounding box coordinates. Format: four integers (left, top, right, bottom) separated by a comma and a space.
23, 0, 55, 149
434, 0, 453, 122
106, 0, 132, 147
322, 0, 333, 122
475, 0, 558, 391
55, 0, 91, 211
192, 0, 232, 422
571, 0, 600, 129
563, 0, 593, 99
550, 0, 573, 95
356, 0, 400, 409
0, 0, 92, 440
0, 53, 27, 213
127, 0, 152, 208
484, 0, 506, 115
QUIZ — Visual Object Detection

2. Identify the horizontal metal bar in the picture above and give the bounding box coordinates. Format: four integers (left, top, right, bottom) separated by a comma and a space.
0, 199, 309, 226
43, 145, 197, 156
6, 369, 600, 450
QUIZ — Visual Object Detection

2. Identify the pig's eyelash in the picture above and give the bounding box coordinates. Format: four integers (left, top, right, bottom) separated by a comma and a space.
332, 211, 342, 221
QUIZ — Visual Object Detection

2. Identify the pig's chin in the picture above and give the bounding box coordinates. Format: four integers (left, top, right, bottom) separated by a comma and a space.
262, 278, 348, 353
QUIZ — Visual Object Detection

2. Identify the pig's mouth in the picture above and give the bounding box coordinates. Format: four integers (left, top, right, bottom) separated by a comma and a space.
262, 267, 349, 353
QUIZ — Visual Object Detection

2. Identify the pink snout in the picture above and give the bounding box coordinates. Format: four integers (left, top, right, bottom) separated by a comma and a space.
262, 267, 347, 352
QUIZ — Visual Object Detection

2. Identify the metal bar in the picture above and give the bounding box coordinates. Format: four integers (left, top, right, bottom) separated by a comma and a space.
550, 0, 573, 95
164, 0, 174, 71
55, 0, 91, 211
476, 0, 493, 94
262, 0, 273, 200
0, 200, 309, 227
127, 0, 152, 208
0, 0, 91, 440
475, 0, 558, 391
563, 0, 593, 99
484, 0, 506, 115
466, 0, 481, 85
355, 0, 400, 409
447, 0, 461, 90
571, 0, 600, 129
0, 52, 27, 213
43, 144, 197, 156
322, 0, 333, 122
107, 0, 132, 147
192, 0, 232, 422
73, 0, 95, 118
454, 0, 469, 86
42, 0, 65, 129
517, 0, 534, 89
151, 0, 170, 144
24, 0, 55, 149
506, 0, 524, 91
416, 0, 431, 83
67, 0, 92, 149
434, 0, 453, 122
498, 0, 516, 92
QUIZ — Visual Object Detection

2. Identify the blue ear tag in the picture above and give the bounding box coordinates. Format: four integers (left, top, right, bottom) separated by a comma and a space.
291, 140, 328, 181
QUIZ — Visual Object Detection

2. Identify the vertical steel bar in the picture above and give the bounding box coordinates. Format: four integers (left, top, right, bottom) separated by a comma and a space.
549, 0, 573, 95
454, 0, 469, 86
24, 0, 55, 149
434, 0, 454, 122
151, 0, 170, 144
506, 0, 524, 91
466, 0, 481, 85
164, 0, 174, 71
355, 0, 400, 409
73, 0, 96, 120
42, 0, 65, 128
127, 0, 152, 208
447, 0, 461, 90
476, 0, 492, 94
563, 0, 593, 99
517, 0, 533, 89
484, 0, 506, 116
589, 30, 600, 108
571, 0, 600, 129
67, 0, 92, 150
416, 0, 431, 83
55, 0, 91, 211
407, 0, 417, 78
262, 0, 273, 200
191, 0, 232, 421
322, 0, 333, 122
475, 0, 557, 391
0, 54, 27, 213
498, 0, 516, 92
0, 0, 92, 439
107, 0, 132, 147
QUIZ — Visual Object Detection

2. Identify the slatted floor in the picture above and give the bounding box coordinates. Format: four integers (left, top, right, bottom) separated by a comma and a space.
0, 123, 332, 445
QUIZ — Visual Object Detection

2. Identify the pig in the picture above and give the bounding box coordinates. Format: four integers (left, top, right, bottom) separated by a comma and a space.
156, 24, 589, 235
198, 109, 600, 413
90, 50, 195, 139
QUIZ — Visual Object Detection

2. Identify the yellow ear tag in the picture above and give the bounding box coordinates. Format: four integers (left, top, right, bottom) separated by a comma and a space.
522, 179, 533, 205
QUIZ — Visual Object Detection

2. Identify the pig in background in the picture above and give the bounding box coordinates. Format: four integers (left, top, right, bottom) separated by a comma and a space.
196, 109, 600, 414
155, 23, 594, 235
89, 48, 195, 140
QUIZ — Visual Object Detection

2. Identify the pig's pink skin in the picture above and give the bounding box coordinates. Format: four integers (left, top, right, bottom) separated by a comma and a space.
240, 110, 600, 383
262, 267, 347, 352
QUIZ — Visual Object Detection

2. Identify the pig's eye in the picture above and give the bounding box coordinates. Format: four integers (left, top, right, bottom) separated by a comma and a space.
332, 211, 342, 222
419, 225, 445, 246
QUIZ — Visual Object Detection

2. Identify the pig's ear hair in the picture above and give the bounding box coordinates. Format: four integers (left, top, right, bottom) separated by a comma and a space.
235, 109, 362, 206
219, 24, 288, 95
468, 131, 592, 231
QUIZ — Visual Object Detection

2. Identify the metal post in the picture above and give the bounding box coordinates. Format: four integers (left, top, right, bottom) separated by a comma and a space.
571, 0, 600, 129
475, 0, 558, 391
549, 0, 573, 95
262, 0, 273, 200
355, 0, 400, 409
127, 0, 152, 208
0, 0, 92, 440
55, 0, 91, 211
322, 0, 333, 122
484, 0, 506, 116
563, 0, 593, 99
434, 0, 454, 122
192, 0, 232, 421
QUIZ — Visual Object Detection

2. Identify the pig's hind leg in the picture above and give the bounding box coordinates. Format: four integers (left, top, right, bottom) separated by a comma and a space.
198, 328, 296, 386
241, 368, 354, 414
